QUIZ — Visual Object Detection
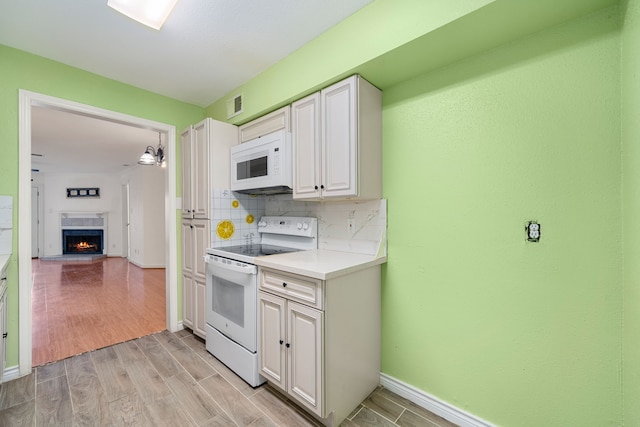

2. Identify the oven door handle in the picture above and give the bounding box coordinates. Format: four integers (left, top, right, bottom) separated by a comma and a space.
204, 255, 257, 275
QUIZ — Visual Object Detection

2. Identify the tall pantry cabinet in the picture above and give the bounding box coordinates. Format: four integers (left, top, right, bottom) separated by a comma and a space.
181, 118, 237, 338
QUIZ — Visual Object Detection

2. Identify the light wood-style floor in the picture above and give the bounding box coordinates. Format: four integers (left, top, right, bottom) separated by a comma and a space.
0, 329, 460, 426
32, 257, 166, 366
23, 257, 460, 426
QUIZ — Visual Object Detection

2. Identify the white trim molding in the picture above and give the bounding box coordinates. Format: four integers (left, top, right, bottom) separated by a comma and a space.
2, 365, 20, 384
18, 90, 180, 378
379, 373, 495, 427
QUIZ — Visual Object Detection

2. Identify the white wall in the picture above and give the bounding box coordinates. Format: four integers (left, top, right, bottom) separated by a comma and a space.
37, 173, 123, 257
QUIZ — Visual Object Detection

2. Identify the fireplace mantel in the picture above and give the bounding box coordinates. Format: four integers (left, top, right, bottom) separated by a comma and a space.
59, 212, 107, 254
60, 212, 107, 229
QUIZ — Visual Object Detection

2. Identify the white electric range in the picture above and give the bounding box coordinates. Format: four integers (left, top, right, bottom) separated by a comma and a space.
204, 216, 317, 386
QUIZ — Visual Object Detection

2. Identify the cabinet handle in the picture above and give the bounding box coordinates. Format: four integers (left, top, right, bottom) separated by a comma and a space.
314, 185, 318, 190
285, 343, 290, 348
320, 185, 325, 189
2, 333, 6, 339
279, 340, 283, 345
282, 282, 287, 287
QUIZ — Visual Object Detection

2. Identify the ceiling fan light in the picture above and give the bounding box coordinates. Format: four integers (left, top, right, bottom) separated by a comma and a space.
107, 0, 180, 30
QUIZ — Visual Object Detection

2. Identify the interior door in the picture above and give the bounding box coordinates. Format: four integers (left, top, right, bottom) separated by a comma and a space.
122, 183, 131, 258
31, 186, 39, 258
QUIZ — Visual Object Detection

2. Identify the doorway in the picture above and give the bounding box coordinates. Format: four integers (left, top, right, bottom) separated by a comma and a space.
122, 183, 131, 259
18, 90, 179, 376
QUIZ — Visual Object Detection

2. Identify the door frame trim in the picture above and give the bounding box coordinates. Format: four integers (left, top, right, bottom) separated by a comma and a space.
18, 89, 179, 375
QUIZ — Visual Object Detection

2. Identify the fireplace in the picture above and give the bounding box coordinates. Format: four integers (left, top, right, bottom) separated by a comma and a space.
62, 229, 104, 255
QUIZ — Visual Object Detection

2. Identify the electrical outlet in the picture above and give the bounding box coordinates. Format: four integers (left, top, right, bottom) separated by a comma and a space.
347, 219, 355, 236
526, 221, 540, 242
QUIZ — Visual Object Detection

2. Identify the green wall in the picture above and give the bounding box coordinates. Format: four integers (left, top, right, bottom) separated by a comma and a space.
205, 2, 626, 426
204, 0, 493, 123
0, 44, 204, 367
381, 8, 621, 426
622, 0, 640, 425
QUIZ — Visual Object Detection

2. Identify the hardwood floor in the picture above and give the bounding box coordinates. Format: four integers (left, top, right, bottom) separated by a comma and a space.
32, 257, 166, 366
0, 329, 460, 426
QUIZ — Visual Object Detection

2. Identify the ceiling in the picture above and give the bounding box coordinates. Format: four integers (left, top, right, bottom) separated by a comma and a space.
0, 0, 372, 107
30, 106, 161, 175
1, 0, 372, 175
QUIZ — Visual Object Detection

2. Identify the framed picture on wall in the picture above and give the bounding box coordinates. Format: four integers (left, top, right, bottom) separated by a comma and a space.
67, 187, 100, 198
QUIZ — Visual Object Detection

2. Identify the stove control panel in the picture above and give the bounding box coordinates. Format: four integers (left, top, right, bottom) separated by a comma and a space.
258, 216, 317, 238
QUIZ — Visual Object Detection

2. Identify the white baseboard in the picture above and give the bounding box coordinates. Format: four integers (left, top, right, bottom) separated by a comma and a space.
2, 365, 20, 383
379, 373, 494, 427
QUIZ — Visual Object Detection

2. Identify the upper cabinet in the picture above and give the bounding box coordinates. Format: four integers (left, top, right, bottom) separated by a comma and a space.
181, 118, 238, 219
239, 106, 290, 143
292, 75, 382, 200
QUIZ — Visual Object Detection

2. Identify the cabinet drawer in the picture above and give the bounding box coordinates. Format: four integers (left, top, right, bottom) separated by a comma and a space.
260, 268, 323, 310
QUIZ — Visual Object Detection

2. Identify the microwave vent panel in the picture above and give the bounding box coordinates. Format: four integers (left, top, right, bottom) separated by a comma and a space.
227, 93, 243, 119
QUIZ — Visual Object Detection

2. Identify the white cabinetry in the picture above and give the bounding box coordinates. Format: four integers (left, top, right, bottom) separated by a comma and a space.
181, 219, 209, 338
292, 75, 382, 200
238, 105, 290, 142
0, 281, 6, 383
181, 120, 208, 219
181, 118, 237, 338
258, 266, 380, 426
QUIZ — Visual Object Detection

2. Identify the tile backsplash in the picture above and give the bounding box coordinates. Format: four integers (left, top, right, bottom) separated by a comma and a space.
210, 189, 265, 247
210, 190, 387, 257
0, 195, 13, 255
265, 195, 387, 257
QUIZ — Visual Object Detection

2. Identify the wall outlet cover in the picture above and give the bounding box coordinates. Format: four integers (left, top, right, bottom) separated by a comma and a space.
526, 221, 540, 242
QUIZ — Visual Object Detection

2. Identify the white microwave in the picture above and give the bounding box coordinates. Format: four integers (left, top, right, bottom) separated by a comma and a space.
230, 129, 292, 195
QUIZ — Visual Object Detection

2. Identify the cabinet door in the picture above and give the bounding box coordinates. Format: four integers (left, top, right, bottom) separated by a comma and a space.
193, 277, 207, 338
322, 76, 357, 198
181, 221, 194, 276
288, 301, 323, 416
239, 106, 290, 142
259, 291, 286, 391
292, 93, 322, 200
192, 219, 209, 281
183, 273, 194, 329
192, 119, 210, 219
181, 126, 194, 218
0, 291, 5, 382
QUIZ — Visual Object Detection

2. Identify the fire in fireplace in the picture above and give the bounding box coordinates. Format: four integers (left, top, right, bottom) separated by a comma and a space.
62, 229, 104, 255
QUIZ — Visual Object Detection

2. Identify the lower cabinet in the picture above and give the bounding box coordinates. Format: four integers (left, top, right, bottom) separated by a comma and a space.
258, 266, 380, 426
182, 274, 206, 338
259, 291, 323, 415
0, 279, 6, 383
182, 219, 209, 338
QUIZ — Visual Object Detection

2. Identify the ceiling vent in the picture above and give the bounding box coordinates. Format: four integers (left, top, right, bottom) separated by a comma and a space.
226, 93, 243, 119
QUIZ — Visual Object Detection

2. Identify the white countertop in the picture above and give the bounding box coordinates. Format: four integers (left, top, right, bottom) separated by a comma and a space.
0, 254, 9, 279
254, 249, 386, 280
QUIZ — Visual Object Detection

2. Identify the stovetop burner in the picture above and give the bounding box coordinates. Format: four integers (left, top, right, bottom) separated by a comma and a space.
213, 244, 302, 258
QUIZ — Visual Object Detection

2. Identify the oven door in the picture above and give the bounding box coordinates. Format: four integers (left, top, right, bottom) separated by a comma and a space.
204, 254, 258, 352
